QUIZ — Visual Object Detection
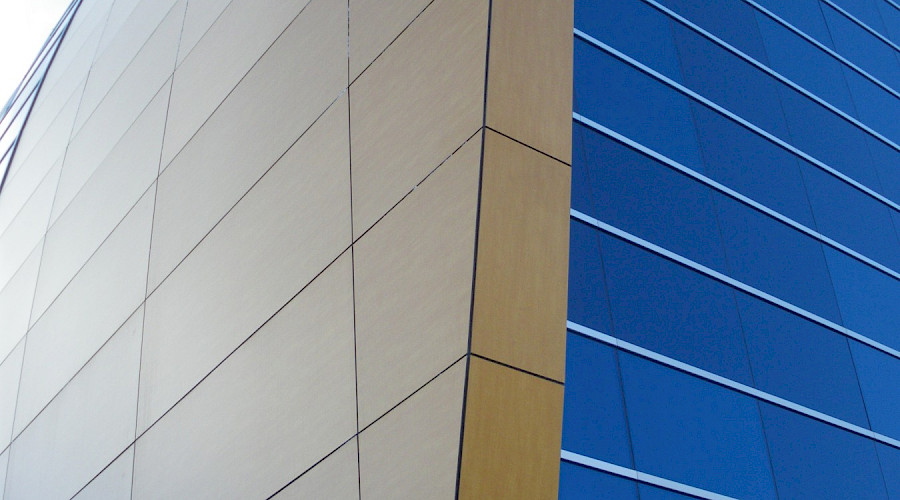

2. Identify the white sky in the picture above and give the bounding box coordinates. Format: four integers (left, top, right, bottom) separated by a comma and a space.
0, 0, 72, 106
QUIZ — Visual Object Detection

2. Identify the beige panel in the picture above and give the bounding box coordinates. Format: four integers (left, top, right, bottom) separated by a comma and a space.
349, 0, 430, 81
74, 0, 180, 132
458, 357, 564, 500
73, 447, 134, 500
359, 358, 465, 500
272, 440, 359, 500
14, 189, 152, 435
4, 307, 142, 500
148, 0, 346, 289
471, 130, 570, 382
32, 81, 169, 320
354, 134, 479, 427
162, 0, 311, 165
3, 78, 83, 194
0, 160, 60, 292
139, 95, 350, 431
0, 244, 40, 362
349, 0, 487, 237
485, 0, 573, 163
52, 2, 183, 223
177, 0, 233, 64
0, 340, 25, 451
133, 254, 356, 500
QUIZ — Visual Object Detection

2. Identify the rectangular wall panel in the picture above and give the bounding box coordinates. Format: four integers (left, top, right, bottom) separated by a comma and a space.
139, 94, 351, 432
133, 253, 356, 500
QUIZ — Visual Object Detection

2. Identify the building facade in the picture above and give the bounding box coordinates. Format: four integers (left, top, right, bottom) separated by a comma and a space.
563, 0, 900, 498
2, 0, 900, 498
0, 0, 571, 498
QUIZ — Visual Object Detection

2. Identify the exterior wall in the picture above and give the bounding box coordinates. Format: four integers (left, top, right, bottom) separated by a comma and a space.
563, 0, 900, 498
0, 0, 572, 499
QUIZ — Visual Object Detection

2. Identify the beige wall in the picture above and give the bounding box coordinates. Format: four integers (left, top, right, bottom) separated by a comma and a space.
0, 0, 572, 497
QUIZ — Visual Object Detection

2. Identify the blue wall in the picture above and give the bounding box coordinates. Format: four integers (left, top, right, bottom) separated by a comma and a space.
562, 0, 900, 497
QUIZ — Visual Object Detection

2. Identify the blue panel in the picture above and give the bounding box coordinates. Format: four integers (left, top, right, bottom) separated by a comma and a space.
656, 0, 770, 63
567, 219, 613, 334
822, 4, 900, 90
832, 0, 889, 33
755, 12, 857, 115
672, 22, 790, 139
750, 0, 835, 48
866, 134, 900, 202
574, 0, 683, 82
876, 0, 900, 43
571, 126, 728, 271
843, 66, 900, 145
850, 342, 900, 439
637, 484, 699, 499
824, 247, 900, 349
760, 403, 889, 499
559, 462, 639, 500
571, 123, 596, 215
619, 353, 777, 499
777, 84, 883, 191
714, 193, 843, 323
573, 39, 705, 172
736, 294, 869, 427
561, 333, 633, 467
876, 444, 900, 499
801, 161, 900, 271
690, 101, 817, 229
599, 234, 754, 384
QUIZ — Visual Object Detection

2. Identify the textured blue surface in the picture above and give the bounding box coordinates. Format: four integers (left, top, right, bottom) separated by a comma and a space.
563, 0, 900, 496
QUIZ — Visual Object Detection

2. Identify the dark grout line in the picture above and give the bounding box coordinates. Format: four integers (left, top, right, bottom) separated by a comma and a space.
470, 352, 565, 386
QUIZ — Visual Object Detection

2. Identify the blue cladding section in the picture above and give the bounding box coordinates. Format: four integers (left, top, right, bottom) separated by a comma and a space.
619, 353, 777, 499
563, 0, 900, 496
558, 462, 639, 499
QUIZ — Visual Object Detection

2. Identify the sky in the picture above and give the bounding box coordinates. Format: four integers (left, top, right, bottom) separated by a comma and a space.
0, 0, 72, 108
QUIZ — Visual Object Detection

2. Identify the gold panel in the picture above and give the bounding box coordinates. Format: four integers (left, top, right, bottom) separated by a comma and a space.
349, 0, 431, 81
353, 134, 480, 428
471, 130, 570, 382
349, 0, 488, 237
458, 356, 564, 500
485, 0, 573, 164
359, 358, 465, 500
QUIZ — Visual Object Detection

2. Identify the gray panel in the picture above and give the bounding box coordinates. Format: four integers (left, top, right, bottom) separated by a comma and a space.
272, 439, 360, 500
31, 80, 169, 319
74, 0, 180, 133
5, 306, 142, 500
72, 446, 134, 500
0, 340, 25, 451
2, 79, 83, 202
139, 95, 350, 431
147, 0, 346, 289
51, 2, 183, 224
133, 254, 356, 500
0, 160, 60, 292
162, 0, 310, 166
14, 189, 152, 436
0, 244, 40, 362
0, 448, 7, 499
